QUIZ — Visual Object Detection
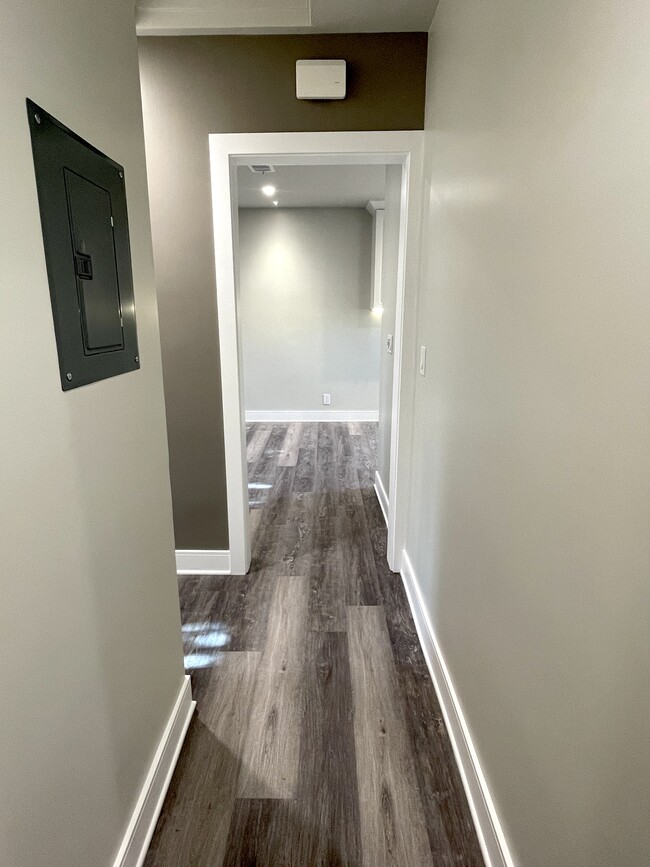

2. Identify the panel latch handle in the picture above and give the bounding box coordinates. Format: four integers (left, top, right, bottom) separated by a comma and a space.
74, 252, 93, 280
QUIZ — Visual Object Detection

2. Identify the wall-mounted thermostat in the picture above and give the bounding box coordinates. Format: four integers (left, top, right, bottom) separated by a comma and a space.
296, 60, 346, 100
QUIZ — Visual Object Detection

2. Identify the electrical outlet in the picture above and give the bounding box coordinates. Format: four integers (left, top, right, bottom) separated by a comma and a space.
323, 393, 331, 405
419, 345, 427, 377
387, 334, 393, 354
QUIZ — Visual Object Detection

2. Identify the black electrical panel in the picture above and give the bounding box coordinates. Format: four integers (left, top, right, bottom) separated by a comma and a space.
27, 99, 140, 390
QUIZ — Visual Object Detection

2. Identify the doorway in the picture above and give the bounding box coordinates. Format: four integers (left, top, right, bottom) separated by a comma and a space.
209, 131, 423, 574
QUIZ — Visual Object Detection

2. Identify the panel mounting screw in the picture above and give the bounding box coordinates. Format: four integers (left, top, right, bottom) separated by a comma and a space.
66, 372, 72, 381
134, 356, 139, 363
34, 113, 41, 124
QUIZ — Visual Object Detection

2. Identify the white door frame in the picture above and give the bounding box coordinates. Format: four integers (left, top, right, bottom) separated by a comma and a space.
209, 131, 423, 575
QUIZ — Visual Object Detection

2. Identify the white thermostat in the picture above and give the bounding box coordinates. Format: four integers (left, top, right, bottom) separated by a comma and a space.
296, 60, 346, 100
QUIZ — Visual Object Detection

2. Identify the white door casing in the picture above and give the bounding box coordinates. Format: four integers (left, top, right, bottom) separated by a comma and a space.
209, 131, 424, 575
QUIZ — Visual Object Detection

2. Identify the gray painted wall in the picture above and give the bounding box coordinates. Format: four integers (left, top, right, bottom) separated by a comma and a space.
238, 208, 379, 414
138, 33, 428, 549
1, 0, 185, 864
408, 2, 650, 865
376, 165, 402, 495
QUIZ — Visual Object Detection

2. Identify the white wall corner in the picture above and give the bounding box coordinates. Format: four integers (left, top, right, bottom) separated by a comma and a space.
175, 549, 231, 575
367, 201, 386, 311
245, 410, 379, 422
400, 550, 516, 867
374, 470, 389, 526
112, 675, 195, 867
366, 199, 386, 215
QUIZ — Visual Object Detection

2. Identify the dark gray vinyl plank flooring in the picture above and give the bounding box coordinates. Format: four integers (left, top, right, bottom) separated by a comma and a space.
238, 575, 308, 799
145, 422, 484, 867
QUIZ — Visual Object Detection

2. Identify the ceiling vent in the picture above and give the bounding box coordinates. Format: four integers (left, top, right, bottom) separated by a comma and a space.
248, 164, 275, 174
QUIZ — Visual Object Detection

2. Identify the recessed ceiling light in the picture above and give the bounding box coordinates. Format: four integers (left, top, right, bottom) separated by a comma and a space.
261, 184, 276, 196
272, 200, 279, 207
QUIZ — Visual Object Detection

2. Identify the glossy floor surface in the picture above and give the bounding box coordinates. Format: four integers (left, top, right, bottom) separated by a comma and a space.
145, 422, 484, 867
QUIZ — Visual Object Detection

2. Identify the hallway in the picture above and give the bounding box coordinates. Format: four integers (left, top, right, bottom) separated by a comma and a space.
145, 422, 484, 866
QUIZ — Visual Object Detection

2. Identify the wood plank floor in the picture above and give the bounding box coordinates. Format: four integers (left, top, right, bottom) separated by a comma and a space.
145, 422, 484, 867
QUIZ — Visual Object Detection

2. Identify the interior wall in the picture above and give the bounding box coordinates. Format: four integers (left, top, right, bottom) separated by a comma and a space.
408, 1, 650, 865
138, 32, 428, 550
376, 165, 402, 494
239, 207, 379, 414
1, 2, 185, 865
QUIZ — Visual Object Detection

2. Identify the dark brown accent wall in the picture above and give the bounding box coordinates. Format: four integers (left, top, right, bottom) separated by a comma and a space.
138, 34, 428, 550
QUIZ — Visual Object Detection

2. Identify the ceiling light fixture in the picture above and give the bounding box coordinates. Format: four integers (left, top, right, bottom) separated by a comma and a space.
261, 184, 276, 197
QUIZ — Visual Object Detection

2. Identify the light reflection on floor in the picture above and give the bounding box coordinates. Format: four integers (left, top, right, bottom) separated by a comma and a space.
182, 621, 230, 669
248, 480, 272, 508
184, 653, 221, 669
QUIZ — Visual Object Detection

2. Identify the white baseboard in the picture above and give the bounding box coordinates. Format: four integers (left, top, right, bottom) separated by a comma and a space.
175, 549, 231, 575
112, 675, 195, 867
400, 550, 515, 867
374, 471, 389, 526
245, 410, 379, 422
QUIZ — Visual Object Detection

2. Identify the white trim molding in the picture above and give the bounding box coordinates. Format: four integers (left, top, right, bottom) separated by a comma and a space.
400, 550, 516, 867
175, 549, 231, 575
209, 131, 423, 579
366, 200, 386, 311
374, 470, 389, 526
136, 4, 311, 36
245, 410, 379, 422
112, 675, 195, 867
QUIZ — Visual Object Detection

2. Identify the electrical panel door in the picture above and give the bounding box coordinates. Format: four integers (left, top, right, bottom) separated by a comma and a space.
27, 99, 140, 390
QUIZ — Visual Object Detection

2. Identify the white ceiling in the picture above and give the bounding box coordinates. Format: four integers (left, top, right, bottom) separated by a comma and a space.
237, 164, 386, 208
136, 0, 438, 36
